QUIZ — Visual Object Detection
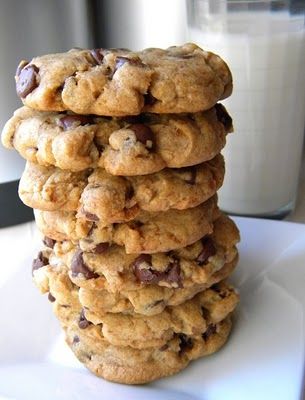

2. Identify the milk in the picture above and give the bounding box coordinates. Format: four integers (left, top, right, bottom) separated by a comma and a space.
189, 11, 305, 216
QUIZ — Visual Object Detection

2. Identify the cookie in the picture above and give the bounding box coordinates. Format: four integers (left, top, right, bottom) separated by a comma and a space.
2, 104, 232, 174
43, 213, 239, 291
34, 195, 219, 254
19, 155, 224, 221
36, 252, 237, 317
54, 297, 234, 384
52, 281, 238, 350
33, 214, 239, 315
14, 43, 232, 116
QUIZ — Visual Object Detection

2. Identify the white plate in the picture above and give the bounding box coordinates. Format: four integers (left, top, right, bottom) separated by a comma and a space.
0, 217, 304, 400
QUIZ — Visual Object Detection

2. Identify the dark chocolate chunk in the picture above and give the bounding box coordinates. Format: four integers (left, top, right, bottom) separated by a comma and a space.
197, 237, 216, 266
90, 48, 105, 65
71, 250, 99, 279
178, 333, 193, 355
133, 255, 182, 287
144, 92, 157, 106
48, 293, 56, 302
15, 60, 29, 77
129, 124, 155, 150
133, 254, 159, 284
16, 64, 39, 98
32, 251, 48, 275
115, 56, 144, 70
43, 236, 56, 249
93, 242, 110, 254
59, 115, 93, 130
82, 210, 99, 222
78, 309, 91, 329
165, 259, 183, 287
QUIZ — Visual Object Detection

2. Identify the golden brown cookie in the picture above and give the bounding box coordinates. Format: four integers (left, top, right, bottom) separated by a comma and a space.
14, 44, 232, 116
33, 214, 239, 315
2, 105, 232, 174
53, 287, 236, 384
34, 195, 219, 254
19, 155, 224, 221
51, 281, 238, 350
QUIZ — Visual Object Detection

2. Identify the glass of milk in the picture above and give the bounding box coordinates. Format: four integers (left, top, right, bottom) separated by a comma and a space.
187, 0, 305, 218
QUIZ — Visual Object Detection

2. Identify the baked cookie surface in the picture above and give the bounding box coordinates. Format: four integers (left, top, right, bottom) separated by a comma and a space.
33, 214, 239, 315
15, 44, 232, 116
2, 105, 232, 174
19, 155, 224, 222
52, 281, 237, 384
34, 195, 219, 254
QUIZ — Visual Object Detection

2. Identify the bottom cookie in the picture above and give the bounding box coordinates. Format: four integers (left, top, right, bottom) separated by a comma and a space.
58, 304, 233, 384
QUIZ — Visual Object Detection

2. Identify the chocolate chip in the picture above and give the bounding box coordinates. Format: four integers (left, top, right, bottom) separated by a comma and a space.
71, 250, 99, 279
73, 335, 80, 344
215, 103, 233, 131
90, 48, 105, 64
43, 236, 56, 249
16, 64, 39, 98
32, 251, 48, 275
165, 259, 183, 287
133, 256, 182, 287
144, 92, 157, 106
82, 210, 99, 222
93, 242, 110, 254
78, 309, 91, 329
133, 255, 159, 284
115, 56, 144, 70
133, 254, 152, 267
202, 324, 217, 341
178, 333, 193, 355
59, 115, 93, 130
134, 267, 161, 284
197, 237, 216, 266
130, 124, 155, 150
15, 60, 29, 77
48, 293, 56, 302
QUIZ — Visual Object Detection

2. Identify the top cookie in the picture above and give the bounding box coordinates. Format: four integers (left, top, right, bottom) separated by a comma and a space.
15, 43, 232, 116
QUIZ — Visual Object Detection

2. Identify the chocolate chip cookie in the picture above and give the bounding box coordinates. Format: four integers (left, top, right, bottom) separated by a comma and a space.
2, 104, 232, 174
53, 283, 236, 384
33, 214, 239, 315
15, 44, 232, 116
19, 155, 224, 221
57, 281, 238, 349
34, 195, 219, 254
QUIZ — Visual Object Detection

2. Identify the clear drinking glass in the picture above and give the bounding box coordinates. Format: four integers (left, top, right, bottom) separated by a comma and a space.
187, 0, 305, 218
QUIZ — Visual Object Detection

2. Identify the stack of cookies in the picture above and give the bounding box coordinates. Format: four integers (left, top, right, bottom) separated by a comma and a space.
2, 43, 240, 384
